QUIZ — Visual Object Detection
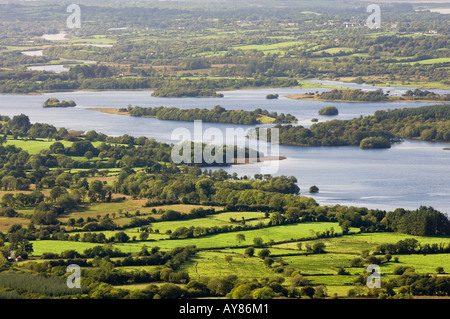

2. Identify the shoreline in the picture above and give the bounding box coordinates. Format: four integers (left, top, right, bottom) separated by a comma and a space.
232, 156, 287, 164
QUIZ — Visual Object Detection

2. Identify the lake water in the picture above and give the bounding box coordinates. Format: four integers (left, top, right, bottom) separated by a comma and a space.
0, 85, 448, 213
25, 35, 98, 73
21, 50, 44, 56
27, 65, 70, 73
41, 32, 67, 41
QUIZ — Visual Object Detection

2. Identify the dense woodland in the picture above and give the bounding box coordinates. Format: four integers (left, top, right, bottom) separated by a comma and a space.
257, 104, 450, 148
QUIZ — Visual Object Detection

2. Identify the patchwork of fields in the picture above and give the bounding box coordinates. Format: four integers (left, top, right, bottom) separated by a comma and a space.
9, 199, 447, 298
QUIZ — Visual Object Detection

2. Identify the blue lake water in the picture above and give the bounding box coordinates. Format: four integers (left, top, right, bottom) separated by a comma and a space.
0, 83, 448, 213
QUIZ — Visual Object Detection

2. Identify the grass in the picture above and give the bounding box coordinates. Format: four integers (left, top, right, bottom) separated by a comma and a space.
61, 201, 217, 223
306, 275, 359, 286
232, 40, 304, 54
345, 232, 450, 247
273, 232, 450, 256
273, 237, 373, 254
282, 253, 359, 275
139, 211, 268, 234
402, 57, 450, 65
314, 47, 355, 55
113, 222, 347, 250
380, 254, 450, 274
5, 138, 72, 155
29, 222, 344, 255
0, 217, 29, 232
64, 36, 117, 45
181, 250, 278, 280
64, 210, 264, 242
30, 240, 112, 256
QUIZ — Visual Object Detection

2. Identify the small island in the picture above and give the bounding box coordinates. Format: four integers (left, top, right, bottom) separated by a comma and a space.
265, 94, 279, 99
360, 136, 391, 149
318, 106, 339, 116
151, 87, 224, 98
309, 185, 319, 193
43, 98, 76, 108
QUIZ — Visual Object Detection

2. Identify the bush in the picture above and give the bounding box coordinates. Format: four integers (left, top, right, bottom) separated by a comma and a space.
393, 265, 415, 275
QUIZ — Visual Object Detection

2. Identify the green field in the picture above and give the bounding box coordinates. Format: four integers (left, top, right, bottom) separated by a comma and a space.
5, 138, 72, 155
380, 254, 450, 274
181, 250, 278, 280
30, 221, 347, 255
403, 57, 450, 65
314, 47, 355, 55
232, 40, 304, 53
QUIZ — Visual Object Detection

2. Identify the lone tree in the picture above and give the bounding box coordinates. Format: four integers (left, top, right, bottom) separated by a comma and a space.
225, 255, 233, 265
258, 248, 271, 259
301, 286, 316, 299
244, 247, 255, 257
236, 234, 246, 245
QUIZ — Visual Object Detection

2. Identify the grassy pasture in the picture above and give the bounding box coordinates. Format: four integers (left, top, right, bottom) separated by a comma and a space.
117, 222, 346, 250
29, 221, 345, 255
232, 40, 304, 53
0, 217, 29, 232
5, 138, 72, 155
313, 47, 355, 55
181, 250, 278, 280
344, 232, 450, 247
63, 211, 267, 242
403, 57, 450, 65
380, 254, 450, 275
30, 240, 110, 256
275, 232, 450, 255
305, 275, 359, 287
281, 253, 358, 275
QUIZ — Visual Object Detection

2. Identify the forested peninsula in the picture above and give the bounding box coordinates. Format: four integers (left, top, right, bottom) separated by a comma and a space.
254, 104, 450, 149
287, 89, 450, 102
90, 105, 298, 125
